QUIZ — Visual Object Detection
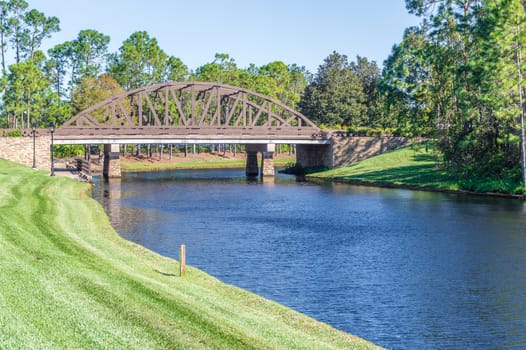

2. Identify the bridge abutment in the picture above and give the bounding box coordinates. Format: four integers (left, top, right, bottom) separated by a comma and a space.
103, 144, 121, 178
296, 144, 333, 169
296, 136, 414, 170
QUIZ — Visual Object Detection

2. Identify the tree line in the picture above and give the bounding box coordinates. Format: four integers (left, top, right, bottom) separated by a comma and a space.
0, 0, 525, 190
0, 1, 382, 132
381, 0, 526, 191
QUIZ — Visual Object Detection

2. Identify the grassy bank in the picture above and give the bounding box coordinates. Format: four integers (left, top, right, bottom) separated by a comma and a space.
0, 159, 377, 349
120, 154, 295, 172
309, 143, 524, 196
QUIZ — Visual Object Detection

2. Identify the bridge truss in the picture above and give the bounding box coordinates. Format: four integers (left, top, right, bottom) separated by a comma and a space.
57, 82, 328, 144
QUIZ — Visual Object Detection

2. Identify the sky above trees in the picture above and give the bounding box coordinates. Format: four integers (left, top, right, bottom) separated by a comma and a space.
28, 0, 419, 73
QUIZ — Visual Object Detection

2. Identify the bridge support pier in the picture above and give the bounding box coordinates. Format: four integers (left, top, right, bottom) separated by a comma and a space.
245, 144, 275, 177
245, 150, 259, 177
103, 143, 121, 178
260, 145, 275, 177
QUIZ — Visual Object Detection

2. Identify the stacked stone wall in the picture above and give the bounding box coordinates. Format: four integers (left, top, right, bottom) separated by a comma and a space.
331, 136, 412, 168
296, 144, 333, 168
296, 136, 414, 169
0, 136, 51, 170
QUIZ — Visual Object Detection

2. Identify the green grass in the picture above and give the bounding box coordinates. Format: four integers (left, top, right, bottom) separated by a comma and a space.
0, 159, 378, 349
120, 156, 295, 172
310, 143, 523, 195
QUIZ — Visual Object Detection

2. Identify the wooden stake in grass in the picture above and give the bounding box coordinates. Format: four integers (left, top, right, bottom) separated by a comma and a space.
179, 244, 186, 277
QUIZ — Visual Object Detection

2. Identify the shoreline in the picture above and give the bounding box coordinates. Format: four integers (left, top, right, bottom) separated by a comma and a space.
307, 176, 526, 200
117, 153, 295, 173
0, 158, 378, 349
306, 143, 525, 200
103, 154, 525, 200
115, 158, 526, 200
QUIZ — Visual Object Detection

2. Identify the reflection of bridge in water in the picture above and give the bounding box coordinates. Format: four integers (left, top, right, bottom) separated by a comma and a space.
55, 82, 332, 178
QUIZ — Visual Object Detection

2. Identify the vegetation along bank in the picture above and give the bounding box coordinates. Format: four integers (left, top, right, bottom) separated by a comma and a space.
309, 143, 525, 199
0, 159, 379, 349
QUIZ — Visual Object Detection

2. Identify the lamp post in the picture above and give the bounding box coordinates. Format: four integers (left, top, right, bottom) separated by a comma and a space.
50, 122, 55, 176
31, 122, 36, 169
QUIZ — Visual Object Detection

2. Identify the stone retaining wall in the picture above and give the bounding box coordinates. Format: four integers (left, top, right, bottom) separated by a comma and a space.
331, 136, 412, 168
296, 136, 414, 169
0, 136, 51, 170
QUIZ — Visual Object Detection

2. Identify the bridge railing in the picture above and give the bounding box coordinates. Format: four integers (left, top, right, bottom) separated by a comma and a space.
72, 158, 91, 181
55, 126, 328, 139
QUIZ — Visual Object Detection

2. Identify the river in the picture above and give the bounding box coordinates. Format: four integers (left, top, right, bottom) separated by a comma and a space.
92, 168, 526, 349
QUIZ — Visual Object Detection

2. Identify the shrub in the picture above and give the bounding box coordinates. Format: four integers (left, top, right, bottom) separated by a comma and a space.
6, 130, 22, 137
54, 145, 85, 158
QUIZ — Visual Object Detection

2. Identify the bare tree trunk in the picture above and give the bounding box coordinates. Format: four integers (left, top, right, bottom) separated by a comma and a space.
516, 21, 526, 189
518, 61, 526, 190
1, 32, 5, 76
26, 93, 30, 129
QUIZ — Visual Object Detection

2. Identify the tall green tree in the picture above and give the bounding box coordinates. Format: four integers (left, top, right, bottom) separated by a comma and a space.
3, 52, 52, 128
107, 31, 169, 90
299, 51, 365, 127
380, 26, 436, 135
72, 29, 110, 78
166, 55, 188, 82
0, 0, 11, 75
479, 0, 526, 188
193, 53, 239, 84
350, 55, 382, 126
386, 0, 525, 190
71, 74, 124, 117
7, 0, 28, 64
258, 61, 309, 108
46, 29, 109, 99
46, 41, 71, 98
21, 8, 59, 60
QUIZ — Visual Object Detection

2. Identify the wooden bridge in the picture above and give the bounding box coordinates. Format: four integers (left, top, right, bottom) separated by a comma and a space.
55, 82, 330, 146
50, 82, 333, 178
1, 83, 414, 178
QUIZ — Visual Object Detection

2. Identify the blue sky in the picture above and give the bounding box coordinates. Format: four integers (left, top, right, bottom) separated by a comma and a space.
30, 0, 420, 73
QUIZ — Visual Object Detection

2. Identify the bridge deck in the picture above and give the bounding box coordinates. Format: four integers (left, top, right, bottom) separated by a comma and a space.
54, 127, 331, 145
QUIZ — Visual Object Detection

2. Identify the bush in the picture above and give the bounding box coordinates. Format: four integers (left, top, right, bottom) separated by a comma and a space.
346, 126, 401, 137
6, 130, 22, 137
383, 128, 400, 136
54, 145, 85, 158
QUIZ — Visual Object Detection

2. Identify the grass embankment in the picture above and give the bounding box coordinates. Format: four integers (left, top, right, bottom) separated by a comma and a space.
120, 154, 295, 172
310, 143, 524, 196
0, 159, 377, 349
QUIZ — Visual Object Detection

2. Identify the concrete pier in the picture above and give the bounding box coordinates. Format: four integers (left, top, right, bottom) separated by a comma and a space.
260, 144, 275, 177
103, 144, 121, 178
245, 144, 276, 177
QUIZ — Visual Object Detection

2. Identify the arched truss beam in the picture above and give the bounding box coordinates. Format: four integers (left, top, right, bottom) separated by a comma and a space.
62, 82, 319, 131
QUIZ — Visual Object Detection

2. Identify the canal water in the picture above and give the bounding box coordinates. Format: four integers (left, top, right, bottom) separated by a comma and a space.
92, 168, 526, 349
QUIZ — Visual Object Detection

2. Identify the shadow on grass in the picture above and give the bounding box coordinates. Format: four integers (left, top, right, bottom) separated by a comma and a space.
411, 153, 437, 162
336, 164, 457, 189
154, 269, 178, 277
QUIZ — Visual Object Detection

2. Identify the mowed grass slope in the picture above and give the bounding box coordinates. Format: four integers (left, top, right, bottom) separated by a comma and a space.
0, 159, 378, 350
310, 142, 523, 195
310, 143, 459, 190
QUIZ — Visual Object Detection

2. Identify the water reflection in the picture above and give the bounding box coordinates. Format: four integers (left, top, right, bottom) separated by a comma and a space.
92, 169, 526, 349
